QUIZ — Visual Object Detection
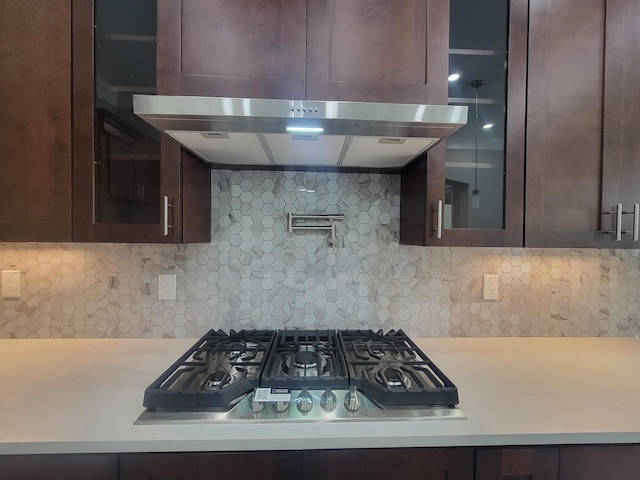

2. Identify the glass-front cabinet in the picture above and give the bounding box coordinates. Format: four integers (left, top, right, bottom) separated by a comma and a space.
93, 1, 161, 226
72, 0, 210, 243
445, 0, 508, 230
400, 0, 526, 247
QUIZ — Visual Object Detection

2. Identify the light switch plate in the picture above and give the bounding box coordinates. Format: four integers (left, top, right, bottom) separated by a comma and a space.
483, 274, 499, 301
2, 270, 21, 298
159, 273, 177, 300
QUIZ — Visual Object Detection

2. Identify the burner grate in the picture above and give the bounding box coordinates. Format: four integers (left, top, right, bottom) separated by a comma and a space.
261, 329, 349, 389
339, 329, 459, 407
143, 329, 276, 410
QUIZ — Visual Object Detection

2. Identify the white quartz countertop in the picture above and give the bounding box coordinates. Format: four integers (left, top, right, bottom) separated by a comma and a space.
1, 337, 640, 454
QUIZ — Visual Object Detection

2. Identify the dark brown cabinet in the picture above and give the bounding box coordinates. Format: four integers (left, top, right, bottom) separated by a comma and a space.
525, 0, 640, 248
476, 447, 559, 480
156, 0, 448, 105
3, 445, 640, 479
476, 445, 640, 480
559, 445, 640, 480
302, 448, 474, 480
157, 0, 306, 100
0, 454, 117, 480
119, 451, 301, 480
305, 0, 449, 104
400, 0, 527, 247
72, 0, 210, 243
0, 0, 72, 242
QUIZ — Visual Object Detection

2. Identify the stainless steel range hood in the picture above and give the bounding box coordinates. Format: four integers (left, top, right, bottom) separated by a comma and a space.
133, 95, 468, 169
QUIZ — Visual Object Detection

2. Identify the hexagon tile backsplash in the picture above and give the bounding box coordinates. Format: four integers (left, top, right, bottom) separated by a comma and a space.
1, 170, 640, 339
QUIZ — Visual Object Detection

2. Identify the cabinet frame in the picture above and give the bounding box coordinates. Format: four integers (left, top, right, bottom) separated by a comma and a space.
71, 0, 210, 243
400, 0, 527, 247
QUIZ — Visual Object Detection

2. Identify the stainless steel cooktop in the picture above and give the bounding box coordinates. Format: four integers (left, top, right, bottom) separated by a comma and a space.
136, 329, 466, 424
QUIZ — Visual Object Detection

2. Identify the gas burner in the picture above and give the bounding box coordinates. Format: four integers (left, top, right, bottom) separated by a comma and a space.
294, 347, 318, 369
375, 366, 412, 389
283, 348, 328, 377
203, 370, 231, 390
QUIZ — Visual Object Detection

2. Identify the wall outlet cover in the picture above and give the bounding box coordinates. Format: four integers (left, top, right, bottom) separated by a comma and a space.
2, 270, 21, 298
159, 273, 177, 300
483, 274, 499, 301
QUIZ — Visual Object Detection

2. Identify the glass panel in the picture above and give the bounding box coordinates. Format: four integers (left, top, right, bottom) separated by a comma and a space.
94, 0, 160, 224
445, 0, 508, 229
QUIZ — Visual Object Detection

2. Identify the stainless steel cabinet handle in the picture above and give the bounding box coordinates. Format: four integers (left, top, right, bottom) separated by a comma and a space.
634, 204, 639, 241
433, 200, 443, 240
163, 195, 173, 237
616, 203, 623, 242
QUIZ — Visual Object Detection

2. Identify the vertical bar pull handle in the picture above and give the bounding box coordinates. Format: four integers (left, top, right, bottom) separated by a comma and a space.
433, 200, 443, 239
616, 203, 623, 242
163, 195, 173, 237
634, 204, 639, 242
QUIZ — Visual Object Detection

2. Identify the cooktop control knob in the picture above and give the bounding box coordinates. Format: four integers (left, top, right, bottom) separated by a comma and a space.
273, 400, 290, 413
296, 387, 313, 414
248, 392, 264, 413
320, 387, 337, 412
344, 386, 361, 412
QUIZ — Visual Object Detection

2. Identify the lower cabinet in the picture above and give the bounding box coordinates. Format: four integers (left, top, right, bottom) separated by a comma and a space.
559, 445, 640, 480
119, 451, 301, 480
476, 445, 640, 480
0, 454, 117, 480
302, 448, 474, 480
2, 446, 640, 480
476, 447, 559, 480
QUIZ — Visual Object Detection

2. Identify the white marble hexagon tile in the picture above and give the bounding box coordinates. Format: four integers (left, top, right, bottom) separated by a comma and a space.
1, 170, 640, 338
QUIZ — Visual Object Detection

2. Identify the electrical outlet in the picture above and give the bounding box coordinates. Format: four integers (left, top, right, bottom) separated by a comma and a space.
2, 270, 21, 298
159, 273, 176, 300
483, 274, 499, 301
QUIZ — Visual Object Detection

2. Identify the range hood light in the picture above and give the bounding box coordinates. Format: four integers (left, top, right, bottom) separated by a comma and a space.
286, 126, 324, 134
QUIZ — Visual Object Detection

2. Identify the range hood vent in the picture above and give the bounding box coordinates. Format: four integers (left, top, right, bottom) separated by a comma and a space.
133, 95, 468, 169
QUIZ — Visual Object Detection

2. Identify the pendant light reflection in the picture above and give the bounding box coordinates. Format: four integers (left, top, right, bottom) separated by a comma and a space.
471, 79, 484, 209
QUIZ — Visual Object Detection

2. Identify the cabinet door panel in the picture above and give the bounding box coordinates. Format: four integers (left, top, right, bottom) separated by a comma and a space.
476, 448, 559, 480
303, 448, 473, 480
157, 0, 306, 99
306, 0, 449, 104
0, 0, 72, 241
559, 445, 640, 480
120, 451, 301, 480
601, 0, 640, 248
525, 0, 607, 247
400, 0, 527, 247
0, 454, 117, 480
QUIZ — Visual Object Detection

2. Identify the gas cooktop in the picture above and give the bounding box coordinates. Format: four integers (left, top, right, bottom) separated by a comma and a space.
136, 329, 465, 424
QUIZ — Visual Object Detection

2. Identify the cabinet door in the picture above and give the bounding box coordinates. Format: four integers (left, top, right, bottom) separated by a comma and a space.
72, 0, 210, 243
400, 0, 527, 246
156, 0, 306, 99
0, 454, 117, 480
476, 448, 559, 480
601, 0, 640, 248
559, 445, 640, 480
525, 0, 607, 247
120, 452, 301, 480
0, 0, 72, 241
306, 0, 449, 104
302, 448, 473, 480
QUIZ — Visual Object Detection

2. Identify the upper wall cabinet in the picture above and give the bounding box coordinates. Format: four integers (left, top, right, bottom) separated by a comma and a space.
157, 0, 306, 99
156, 0, 449, 105
399, 0, 527, 247
305, 0, 449, 104
0, 0, 72, 242
525, 0, 640, 248
72, 0, 210, 243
